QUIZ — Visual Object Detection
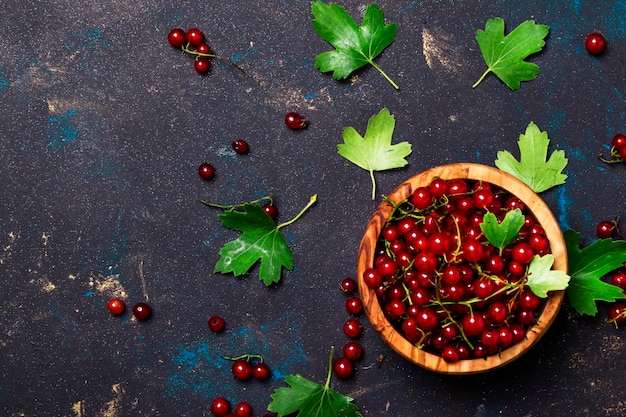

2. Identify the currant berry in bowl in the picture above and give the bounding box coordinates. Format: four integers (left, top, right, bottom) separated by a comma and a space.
357, 163, 567, 374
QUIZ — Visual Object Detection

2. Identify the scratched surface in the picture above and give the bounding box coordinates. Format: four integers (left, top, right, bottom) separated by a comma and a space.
1, 0, 625, 416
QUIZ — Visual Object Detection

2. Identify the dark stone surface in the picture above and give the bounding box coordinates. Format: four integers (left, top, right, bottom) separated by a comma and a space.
1, 1, 625, 416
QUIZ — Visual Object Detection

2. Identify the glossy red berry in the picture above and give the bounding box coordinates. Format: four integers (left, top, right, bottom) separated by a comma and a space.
194, 57, 211, 74
340, 277, 357, 294
186, 27, 205, 47
332, 356, 354, 379
196, 43, 212, 55
345, 296, 363, 315
132, 302, 152, 320
208, 315, 225, 332
343, 318, 362, 338
596, 220, 616, 239
612, 133, 626, 152
285, 112, 308, 129
210, 397, 231, 417
342, 341, 363, 361
234, 401, 252, 417
231, 359, 252, 380
198, 163, 215, 180
252, 362, 271, 381
262, 203, 278, 220
167, 28, 186, 48
585, 32, 606, 55
232, 139, 249, 154
107, 298, 126, 315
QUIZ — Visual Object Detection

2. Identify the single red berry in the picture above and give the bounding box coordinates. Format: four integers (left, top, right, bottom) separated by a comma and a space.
210, 397, 231, 417
186, 27, 205, 47
234, 401, 252, 417
610, 270, 626, 290
585, 32, 606, 55
232, 139, 249, 154
132, 302, 152, 320
340, 277, 357, 294
196, 43, 212, 55
231, 359, 252, 380
596, 220, 616, 239
208, 315, 225, 332
342, 341, 363, 361
343, 318, 362, 338
107, 298, 126, 315
262, 203, 278, 220
612, 133, 626, 152
194, 57, 211, 74
167, 28, 186, 48
285, 112, 308, 129
198, 163, 215, 180
332, 356, 354, 379
345, 296, 363, 315
252, 362, 271, 381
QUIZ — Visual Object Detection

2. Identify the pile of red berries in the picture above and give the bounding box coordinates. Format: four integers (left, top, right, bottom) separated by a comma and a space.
599, 133, 626, 164
168, 27, 217, 74
363, 177, 552, 363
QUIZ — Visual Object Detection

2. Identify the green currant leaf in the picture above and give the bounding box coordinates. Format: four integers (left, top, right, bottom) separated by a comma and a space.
311, 2, 398, 89
473, 17, 549, 90
214, 204, 293, 286
495, 122, 568, 193
337, 107, 412, 200
526, 254, 570, 298
480, 208, 525, 252
564, 229, 626, 316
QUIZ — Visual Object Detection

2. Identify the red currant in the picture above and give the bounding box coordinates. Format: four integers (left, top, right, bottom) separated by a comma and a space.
345, 296, 363, 315
340, 277, 357, 294
107, 298, 125, 315
285, 112, 308, 129
342, 341, 363, 361
186, 27, 205, 47
208, 315, 225, 332
252, 362, 271, 381
210, 397, 231, 417
610, 270, 626, 290
234, 401, 252, 417
198, 163, 215, 180
232, 139, 249, 154
585, 32, 606, 55
231, 359, 252, 380
168, 28, 187, 48
132, 302, 151, 320
441, 345, 460, 363
196, 43, 212, 55
194, 57, 211, 74
596, 219, 616, 239
332, 356, 354, 379
262, 203, 278, 220
608, 302, 626, 326
612, 133, 626, 152
343, 318, 362, 338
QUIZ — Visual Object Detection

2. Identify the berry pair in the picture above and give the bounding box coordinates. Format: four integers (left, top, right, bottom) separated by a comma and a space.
221, 354, 271, 381
107, 298, 152, 320
210, 397, 256, 417
198, 139, 251, 181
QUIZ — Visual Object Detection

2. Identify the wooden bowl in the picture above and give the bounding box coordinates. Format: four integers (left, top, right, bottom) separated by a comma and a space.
357, 163, 567, 374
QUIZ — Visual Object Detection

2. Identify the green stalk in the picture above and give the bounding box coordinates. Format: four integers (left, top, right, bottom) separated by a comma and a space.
325, 346, 335, 388
370, 61, 399, 90
277, 195, 318, 230
472, 68, 492, 88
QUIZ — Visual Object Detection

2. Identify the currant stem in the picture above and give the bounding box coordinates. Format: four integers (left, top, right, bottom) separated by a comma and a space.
201, 195, 273, 210
181, 43, 247, 75
472, 68, 492, 88
277, 194, 318, 230
221, 353, 264, 362
369, 60, 399, 90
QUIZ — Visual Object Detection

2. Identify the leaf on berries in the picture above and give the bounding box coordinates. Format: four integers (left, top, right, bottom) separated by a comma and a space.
338, 107, 412, 200
495, 122, 568, 193
526, 254, 570, 298
311, 2, 399, 89
214, 204, 293, 286
268, 374, 363, 417
473, 18, 549, 89
480, 208, 525, 252
564, 229, 626, 316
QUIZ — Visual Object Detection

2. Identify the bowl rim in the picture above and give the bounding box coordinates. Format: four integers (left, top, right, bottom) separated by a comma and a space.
357, 163, 568, 374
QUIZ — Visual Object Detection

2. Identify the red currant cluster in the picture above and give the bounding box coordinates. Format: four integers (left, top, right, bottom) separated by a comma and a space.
210, 396, 274, 417
221, 353, 271, 382
608, 268, 626, 327
332, 277, 365, 379
107, 298, 152, 321
363, 178, 551, 363
599, 133, 626, 164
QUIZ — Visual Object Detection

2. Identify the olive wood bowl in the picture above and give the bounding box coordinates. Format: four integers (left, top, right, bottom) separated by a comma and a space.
357, 163, 567, 374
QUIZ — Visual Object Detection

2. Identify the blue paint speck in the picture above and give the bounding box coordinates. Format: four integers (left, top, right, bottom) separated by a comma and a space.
46, 109, 79, 149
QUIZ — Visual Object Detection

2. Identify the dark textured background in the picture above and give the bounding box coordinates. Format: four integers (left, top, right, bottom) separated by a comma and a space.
1, 1, 625, 416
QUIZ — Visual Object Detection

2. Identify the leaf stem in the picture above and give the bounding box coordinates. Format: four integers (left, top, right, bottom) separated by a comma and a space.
369, 169, 376, 201
325, 346, 335, 389
277, 195, 318, 230
369, 61, 399, 90
472, 68, 491, 88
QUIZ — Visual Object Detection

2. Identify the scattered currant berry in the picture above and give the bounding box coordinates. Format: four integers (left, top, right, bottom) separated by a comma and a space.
107, 298, 126, 315
585, 32, 606, 55
285, 112, 308, 129
596, 219, 617, 239
332, 356, 354, 379
208, 315, 225, 332
342, 341, 363, 361
132, 302, 152, 320
343, 318, 362, 338
252, 362, 271, 381
194, 57, 212, 74
262, 203, 278, 220
231, 359, 252, 380
198, 162, 215, 180
167, 28, 187, 48
186, 27, 205, 47
232, 139, 249, 154
234, 401, 252, 417
210, 397, 231, 417
607, 302, 626, 327
340, 277, 357, 294
345, 296, 363, 315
